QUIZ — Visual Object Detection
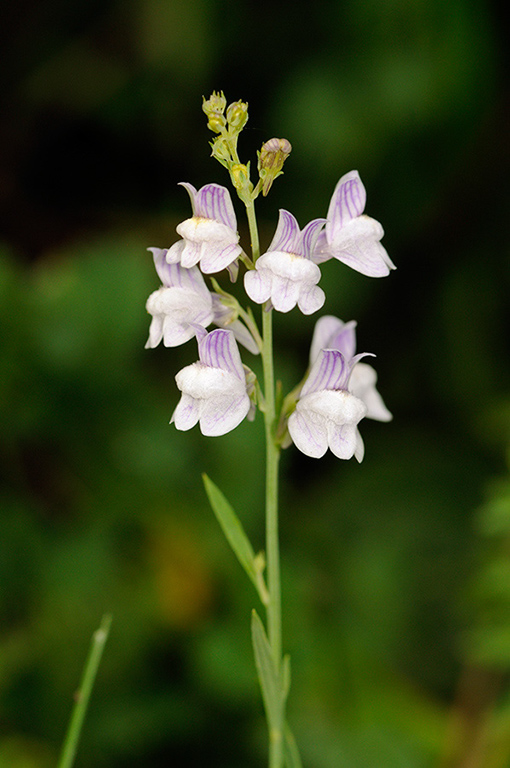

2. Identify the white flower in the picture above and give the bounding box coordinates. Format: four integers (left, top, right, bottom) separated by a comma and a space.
171, 329, 251, 436
244, 210, 326, 314
313, 171, 395, 277
288, 349, 367, 461
145, 249, 213, 348
166, 182, 242, 274
145, 249, 259, 353
309, 315, 392, 422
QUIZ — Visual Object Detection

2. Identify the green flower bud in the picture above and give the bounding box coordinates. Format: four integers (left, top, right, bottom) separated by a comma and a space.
203, 91, 227, 133
202, 91, 227, 116
226, 100, 249, 131
231, 163, 250, 190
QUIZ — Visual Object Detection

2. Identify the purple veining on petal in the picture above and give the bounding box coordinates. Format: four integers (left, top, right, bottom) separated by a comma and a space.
195, 184, 237, 231
199, 329, 244, 380
299, 218, 327, 259
301, 350, 348, 397
328, 171, 366, 234
266, 210, 300, 254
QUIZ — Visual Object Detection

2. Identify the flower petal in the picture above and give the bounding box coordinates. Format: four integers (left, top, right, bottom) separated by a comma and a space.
266, 210, 301, 253
328, 216, 395, 277
198, 329, 245, 380
299, 218, 327, 260
194, 183, 237, 230
171, 393, 200, 431
164, 240, 185, 265
300, 350, 349, 397
244, 269, 272, 305
199, 392, 250, 436
309, 316, 357, 364
199, 242, 242, 274
349, 363, 392, 421
178, 182, 199, 214
297, 283, 325, 315
327, 422, 360, 460
288, 409, 329, 458
327, 170, 366, 238
311, 229, 332, 264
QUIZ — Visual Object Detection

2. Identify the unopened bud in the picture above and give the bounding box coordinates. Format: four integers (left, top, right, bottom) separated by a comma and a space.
202, 91, 227, 116
203, 91, 227, 133
257, 138, 292, 196
226, 100, 249, 131
207, 115, 225, 133
231, 163, 250, 190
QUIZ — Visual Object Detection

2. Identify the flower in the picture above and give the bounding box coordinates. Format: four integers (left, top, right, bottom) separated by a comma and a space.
145, 249, 214, 348
309, 315, 392, 422
171, 329, 251, 436
166, 183, 242, 274
313, 170, 395, 277
244, 210, 326, 313
288, 348, 368, 461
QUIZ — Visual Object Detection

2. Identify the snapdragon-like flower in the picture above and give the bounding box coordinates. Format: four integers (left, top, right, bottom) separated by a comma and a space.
313, 170, 395, 278
288, 348, 368, 461
145, 249, 214, 348
171, 329, 251, 436
145, 249, 259, 353
166, 182, 242, 274
310, 315, 392, 422
244, 210, 326, 314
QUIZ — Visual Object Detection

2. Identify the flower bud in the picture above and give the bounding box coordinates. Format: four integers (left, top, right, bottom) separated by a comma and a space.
226, 100, 249, 131
257, 138, 292, 196
231, 163, 250, 190
203, 91, 227, 133
202, 91, 227, 116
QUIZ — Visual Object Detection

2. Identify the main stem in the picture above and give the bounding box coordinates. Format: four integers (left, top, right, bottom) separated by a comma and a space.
246, 200, 283, 768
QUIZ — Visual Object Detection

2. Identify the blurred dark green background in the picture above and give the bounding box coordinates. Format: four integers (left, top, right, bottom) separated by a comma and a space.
1, 0, 509, 766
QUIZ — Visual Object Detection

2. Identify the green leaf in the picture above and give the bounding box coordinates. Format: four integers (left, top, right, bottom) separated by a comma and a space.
281, 654, 291, 703
203, 474, 267, 603
284, 723, 303, 768
251, 610, 282, 731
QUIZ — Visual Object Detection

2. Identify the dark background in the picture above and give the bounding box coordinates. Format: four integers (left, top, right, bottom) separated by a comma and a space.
1, 0, 509, 766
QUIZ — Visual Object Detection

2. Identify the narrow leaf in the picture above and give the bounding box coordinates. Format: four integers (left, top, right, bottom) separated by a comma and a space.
284, 723, 303, 768
203, 474, 267, 601
251, 610, 282, 730
281, 654, 291, 703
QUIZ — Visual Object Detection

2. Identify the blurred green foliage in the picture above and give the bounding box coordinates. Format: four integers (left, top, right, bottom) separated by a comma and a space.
1, 0, 509, 766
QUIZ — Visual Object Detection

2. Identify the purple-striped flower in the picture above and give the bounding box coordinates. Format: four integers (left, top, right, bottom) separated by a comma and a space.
310, 315, 392, 423
288, 348, 368, 461
171, 329, 251, 436
166, 183, 242, 274
244, 210, 326, 314
145, 249, 214, 348
313, 171, 395, 278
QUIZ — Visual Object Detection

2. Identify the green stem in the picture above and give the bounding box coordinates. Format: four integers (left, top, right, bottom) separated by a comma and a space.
245, 197, 284, 768
57, 614, 112, 768
246, 200, 260, 262
262, 307, 283, 768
